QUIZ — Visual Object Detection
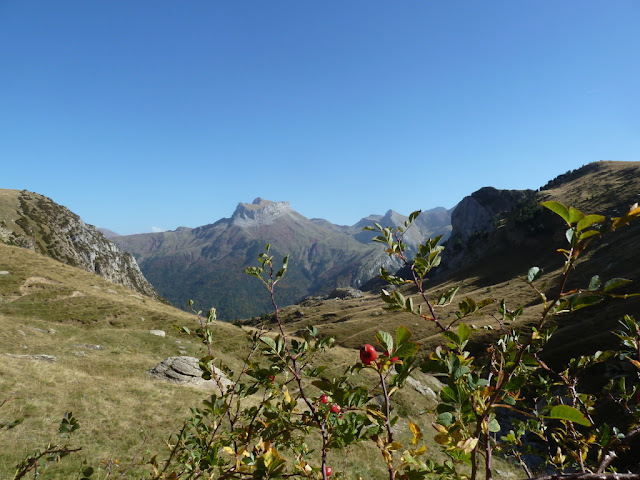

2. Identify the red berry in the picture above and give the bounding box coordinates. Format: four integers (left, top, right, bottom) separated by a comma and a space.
390, 356, 399, 363
324, 466, 333, 476
320, 394, 329, 404
268, 375, 275, 383
330, 404, 340, 413
360, 344, 378, 365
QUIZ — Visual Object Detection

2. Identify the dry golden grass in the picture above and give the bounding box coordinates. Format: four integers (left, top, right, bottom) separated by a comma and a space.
1, 161, 638, 478
0, 243, 252, 477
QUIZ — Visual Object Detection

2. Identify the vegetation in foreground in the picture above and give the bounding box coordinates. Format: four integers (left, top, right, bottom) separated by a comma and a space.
4, 199, 640, 480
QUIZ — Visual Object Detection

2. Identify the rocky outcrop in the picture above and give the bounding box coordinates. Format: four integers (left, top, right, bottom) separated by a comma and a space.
441, 187, 535, 272
0, 190, 159, 299
326, 287, 364, 300
149, 356, 231, 391
448, 187, 533, 244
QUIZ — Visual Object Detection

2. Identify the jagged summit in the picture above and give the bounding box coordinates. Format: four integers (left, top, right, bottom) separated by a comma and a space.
232, 198, 294, 227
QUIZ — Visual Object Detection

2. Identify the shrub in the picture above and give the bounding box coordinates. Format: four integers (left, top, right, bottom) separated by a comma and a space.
5, 201, 640, 480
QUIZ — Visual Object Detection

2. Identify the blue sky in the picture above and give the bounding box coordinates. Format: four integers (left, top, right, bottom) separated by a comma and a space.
1, 1, 638, 234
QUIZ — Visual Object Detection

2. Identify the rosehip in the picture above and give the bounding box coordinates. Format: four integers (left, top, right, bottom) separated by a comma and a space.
324, 466, 333, 477
330, 404, 340, 413
319, 394, 329, 404
268, 375, 275, 383
360, 344, 378, 365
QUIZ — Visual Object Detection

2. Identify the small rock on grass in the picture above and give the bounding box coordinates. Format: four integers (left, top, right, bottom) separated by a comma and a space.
5, 354, 56, 363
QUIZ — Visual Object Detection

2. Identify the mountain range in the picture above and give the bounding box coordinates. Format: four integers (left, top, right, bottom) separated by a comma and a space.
111, 199, 452, 319
1, 160, 639, 475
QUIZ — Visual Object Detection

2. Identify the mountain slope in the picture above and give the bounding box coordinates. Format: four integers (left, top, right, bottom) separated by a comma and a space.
113, 198, 451, 319
266, 161, 640, 364
0, 189, 158, 299
0, 240, 451, 480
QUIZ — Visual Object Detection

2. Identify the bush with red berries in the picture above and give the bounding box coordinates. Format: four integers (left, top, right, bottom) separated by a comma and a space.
17, 202, 639, 480
150, 202, 640, 480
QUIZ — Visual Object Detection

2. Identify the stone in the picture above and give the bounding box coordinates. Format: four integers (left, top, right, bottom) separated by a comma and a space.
149, 330, 166, 337
0, 271, 9, 275
5, 354, 56, 363
149, 356, 231, 391
326, 287, 364, 300
73, 344, 104, 350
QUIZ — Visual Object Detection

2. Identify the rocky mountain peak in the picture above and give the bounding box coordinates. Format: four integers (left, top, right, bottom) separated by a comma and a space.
232, 198, 294, 227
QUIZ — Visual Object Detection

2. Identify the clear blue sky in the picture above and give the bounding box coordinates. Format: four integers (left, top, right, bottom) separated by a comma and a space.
1, 1, 638, 234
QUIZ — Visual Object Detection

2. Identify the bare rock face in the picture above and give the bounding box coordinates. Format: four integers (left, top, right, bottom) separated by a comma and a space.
441, 187, 535, 272
232, 198, 295, 227
449, 187, 532, 244
0, 190, 159, 299
149, 356, 232, 391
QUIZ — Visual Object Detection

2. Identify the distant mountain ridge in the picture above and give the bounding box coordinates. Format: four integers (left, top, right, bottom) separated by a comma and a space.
112, 198, 452, 319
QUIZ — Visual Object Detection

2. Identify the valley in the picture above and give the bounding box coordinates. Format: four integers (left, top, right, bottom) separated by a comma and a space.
1, 160, 639, 478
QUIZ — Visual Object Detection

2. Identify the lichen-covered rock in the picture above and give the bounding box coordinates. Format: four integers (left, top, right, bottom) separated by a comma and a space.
149, 356, 231, 391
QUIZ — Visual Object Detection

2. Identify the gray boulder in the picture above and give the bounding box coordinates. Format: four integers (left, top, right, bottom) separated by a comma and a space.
149, 356, 231, 391
326, 287, 364, 300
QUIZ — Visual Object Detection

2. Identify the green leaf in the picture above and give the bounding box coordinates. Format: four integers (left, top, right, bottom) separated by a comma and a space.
488, 418, 501, 433
577, 214, 605, 232
458, 323, 471, 344
476, 298, 495, 309
437, 286, 460, 306
604, 278, 632, 293
578, 229, 600, 242
527, 267, 543, 283
396, 326, 412, 346
408, 210, 421, 223
375, 330, 394, 354
437, 412, 454, 427
441, 330, 460, 346
549, 405, 592, 426
570, 295, 603, 311
440, 385, 458, 403
588, 275, 601, 291
567, 206, 585, 224
457, 297, 477, 316
393, 341, 420, 359
504, 376, 526, 392
542, 201, 571, 224
260, 336, 277, 351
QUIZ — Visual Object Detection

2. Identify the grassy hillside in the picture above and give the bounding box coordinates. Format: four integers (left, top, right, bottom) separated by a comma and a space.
0, 243, 250, 477
0, 243, 482, 479
1, 161, 638, 478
